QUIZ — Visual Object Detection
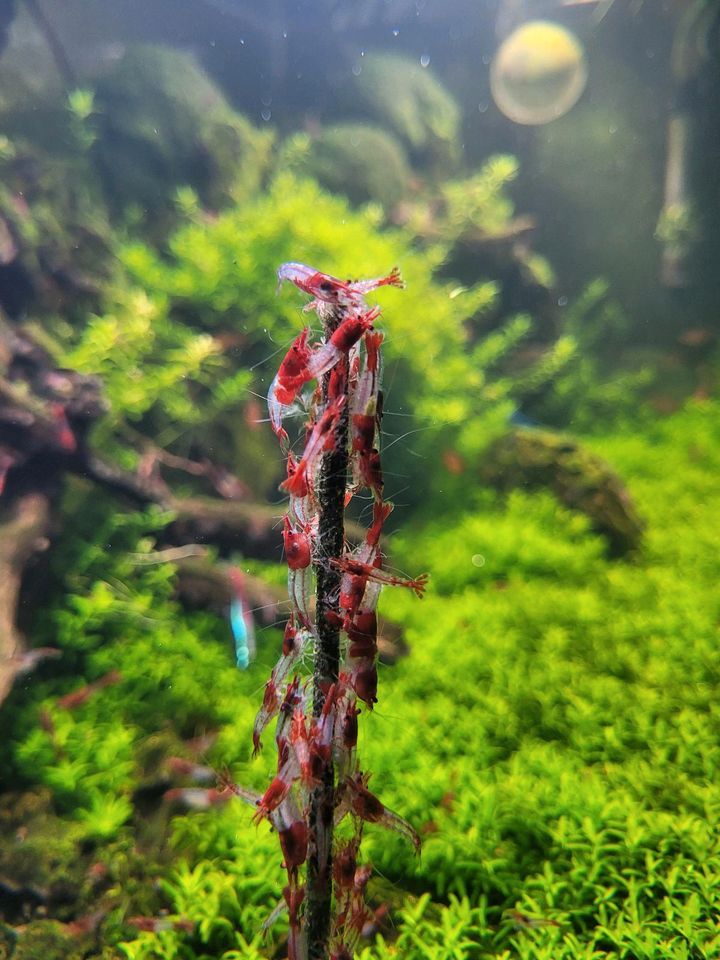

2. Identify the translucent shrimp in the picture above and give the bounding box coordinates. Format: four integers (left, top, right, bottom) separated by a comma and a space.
253, 751, 301, 823
305, 307, 379, 380
280, 395, 346, 498
277, 262, 404, 310
267, 328, 313, 447
350, 332, 383, 455
252, 628, 311, 754
335, 557, 428, 598
341, 772, 421, 853
289, 708, 318, 789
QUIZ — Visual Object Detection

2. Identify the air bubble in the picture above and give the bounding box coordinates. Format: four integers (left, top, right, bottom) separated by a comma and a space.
420, 54, 430, 68
261, 109, 271, 122
471, 554, 485, 567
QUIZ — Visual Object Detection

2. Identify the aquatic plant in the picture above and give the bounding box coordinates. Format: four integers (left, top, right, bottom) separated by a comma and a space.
225, 263, 426, 959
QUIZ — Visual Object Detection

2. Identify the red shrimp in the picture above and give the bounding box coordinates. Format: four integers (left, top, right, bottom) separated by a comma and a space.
253, 753, 300, 823
349, 658, 378, 708
289, 708, 316, 788
283, 516, 312, 570
252, 676, 281, 755
276, 676, 303, 763
274, 798, 309, 872
267, 328, 313, 447
357, 448, 384, 499
335, 557, 428, 597
280, 394, 346, 498
305, 307, 379, 380
343, 773, 421, 853
350, 331, 383, 455
277, 262, 403, 308
346, 610, 377, 659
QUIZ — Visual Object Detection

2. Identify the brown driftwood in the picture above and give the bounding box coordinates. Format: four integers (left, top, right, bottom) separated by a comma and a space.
0, 493, 53, 702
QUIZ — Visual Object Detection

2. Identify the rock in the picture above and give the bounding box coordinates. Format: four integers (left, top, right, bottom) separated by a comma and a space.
8, 920, 82, 960
479, 428, 645, 555
343, 53, 461, 170
281, 124, 411, 208
93, 44, 273, 217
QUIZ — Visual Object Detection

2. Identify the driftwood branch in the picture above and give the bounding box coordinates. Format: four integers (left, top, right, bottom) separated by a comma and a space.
0, 493, 52, 702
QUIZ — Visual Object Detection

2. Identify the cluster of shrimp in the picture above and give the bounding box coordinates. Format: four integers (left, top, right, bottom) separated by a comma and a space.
225, 263, 426, 960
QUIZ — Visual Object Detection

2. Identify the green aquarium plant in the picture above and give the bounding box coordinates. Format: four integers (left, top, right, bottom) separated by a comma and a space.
223, 262, 426, 959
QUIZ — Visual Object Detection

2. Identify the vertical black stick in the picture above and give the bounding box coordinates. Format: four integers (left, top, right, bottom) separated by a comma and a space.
306, 304, 349, 960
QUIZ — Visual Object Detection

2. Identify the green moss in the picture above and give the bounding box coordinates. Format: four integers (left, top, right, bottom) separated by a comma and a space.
347, 53, 461, 169
93, 44, 273, 219
279, 124, 411, 208
10, 922, 81, 960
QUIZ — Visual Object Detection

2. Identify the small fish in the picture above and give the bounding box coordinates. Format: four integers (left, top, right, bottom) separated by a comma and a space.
504, 908, 561, 930
165, 756, 215, 783
127, 915, 196, 934
183, 730, 218, 756
228, 568, 256, 670
56, 669, 122, 710
65, 909, 106, 937
508, 408, 542, 429
11, 647, 63, 675
163, 787, 230, 811
1, 647, 63, 707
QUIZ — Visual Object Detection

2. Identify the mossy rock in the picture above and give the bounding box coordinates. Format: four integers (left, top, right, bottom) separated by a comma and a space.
93, 44, 273, 216
281, 124, 411, 208
9, 920, 84, 960
0, 790, 85, 919
344, 52, 461, 169
480, 428, 645, 555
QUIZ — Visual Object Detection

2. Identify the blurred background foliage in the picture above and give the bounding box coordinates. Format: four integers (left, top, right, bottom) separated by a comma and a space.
0, 3, 719, 957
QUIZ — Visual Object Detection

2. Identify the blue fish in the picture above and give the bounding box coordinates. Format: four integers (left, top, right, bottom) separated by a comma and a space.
229, 569, 256, 670
508, 408, 542, 429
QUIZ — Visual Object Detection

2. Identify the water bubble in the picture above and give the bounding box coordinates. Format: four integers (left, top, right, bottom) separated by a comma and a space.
490, 20, 588, 126
392, 28, 400, 37
352, 64, 362, 76
558, 295, 568, 307
261, 109, 271, 122
478, 100, 489, 113
420, 54, 430, 68
471, 554, 486, 567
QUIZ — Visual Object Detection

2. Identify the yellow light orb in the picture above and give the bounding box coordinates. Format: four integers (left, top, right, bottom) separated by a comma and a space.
490, 20, 588, 125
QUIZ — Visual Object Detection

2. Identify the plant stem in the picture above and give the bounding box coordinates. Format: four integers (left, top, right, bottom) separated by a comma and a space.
306, 304, 349, 960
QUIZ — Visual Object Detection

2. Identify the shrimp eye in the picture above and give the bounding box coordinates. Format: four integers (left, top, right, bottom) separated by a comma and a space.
319, 281, 333, 292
